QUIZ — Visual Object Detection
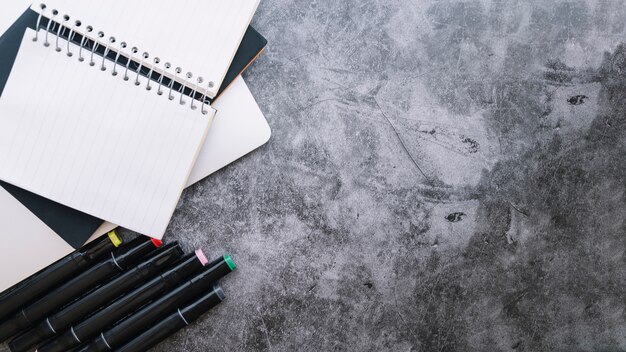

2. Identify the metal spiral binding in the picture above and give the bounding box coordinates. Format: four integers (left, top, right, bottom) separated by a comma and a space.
31, 4, 214, 115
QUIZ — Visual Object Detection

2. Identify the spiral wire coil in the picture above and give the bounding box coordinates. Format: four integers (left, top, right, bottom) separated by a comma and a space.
32, 3, 214, 115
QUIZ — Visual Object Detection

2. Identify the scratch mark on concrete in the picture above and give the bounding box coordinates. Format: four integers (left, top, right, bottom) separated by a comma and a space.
257, 307, 274, 352
373, 96, 432, 183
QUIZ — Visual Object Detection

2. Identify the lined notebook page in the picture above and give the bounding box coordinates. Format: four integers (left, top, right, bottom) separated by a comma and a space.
93, 76, 271, 238
33, 0, 260, 98
0, 29, 214, 238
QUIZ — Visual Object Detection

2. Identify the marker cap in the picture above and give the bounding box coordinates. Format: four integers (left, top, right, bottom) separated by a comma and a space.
113, 236, 160, 269
107, 230, 122, 247
223, 254, 236, 271
214, 284, 226, 301
195, 249, 209, 266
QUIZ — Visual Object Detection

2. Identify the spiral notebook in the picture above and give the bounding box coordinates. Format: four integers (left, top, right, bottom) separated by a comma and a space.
0, 1, 260, 237
0, 6, 268, 248
32, 0, 261, 99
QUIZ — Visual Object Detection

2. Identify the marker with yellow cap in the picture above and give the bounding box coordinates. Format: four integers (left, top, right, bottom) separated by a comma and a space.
8, 243, 183, 352
0, 235, 158, 342
0, 231, 123, 323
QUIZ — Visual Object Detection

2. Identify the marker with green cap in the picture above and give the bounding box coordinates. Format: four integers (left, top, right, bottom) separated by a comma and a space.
224, 254, 237, 271
78, 254, 237, 352
0, 236, 155, 342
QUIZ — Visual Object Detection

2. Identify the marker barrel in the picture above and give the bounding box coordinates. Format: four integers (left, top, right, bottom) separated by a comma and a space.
8, 243, 183, 352
0, 231, 122, 321
37, 250, 209, 352
116, 284, 225, 352
80, 255, 236, 352
0, 236, 157, 341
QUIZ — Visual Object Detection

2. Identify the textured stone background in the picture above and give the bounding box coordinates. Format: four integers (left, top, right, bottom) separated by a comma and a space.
157, 0, 626, 351
4, 0, 625, 351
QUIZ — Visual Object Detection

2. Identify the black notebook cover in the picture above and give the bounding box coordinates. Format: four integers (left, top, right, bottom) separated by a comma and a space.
0, 8, 267, 248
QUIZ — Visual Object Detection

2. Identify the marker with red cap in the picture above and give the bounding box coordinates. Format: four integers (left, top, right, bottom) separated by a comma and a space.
0, 236, 160, 341
116, 284, 225, 352
8, 243, 183, 352
37, 249, 211, 352
77, 254, 236, 352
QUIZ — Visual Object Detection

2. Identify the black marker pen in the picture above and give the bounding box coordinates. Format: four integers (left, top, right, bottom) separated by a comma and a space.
78, 255, 236, 352
0, 236, 159, 341
116, 284, 225, 352
8, 243, 182, 352
37, 249, 211, 352
0, 231, 122, 322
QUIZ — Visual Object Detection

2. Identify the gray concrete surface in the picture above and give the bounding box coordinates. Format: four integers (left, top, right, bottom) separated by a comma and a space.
157, 1, 626, 351
4, 0, 626, 351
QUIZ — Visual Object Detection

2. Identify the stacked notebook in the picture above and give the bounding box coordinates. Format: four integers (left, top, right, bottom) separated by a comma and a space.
0, 1, 271, 291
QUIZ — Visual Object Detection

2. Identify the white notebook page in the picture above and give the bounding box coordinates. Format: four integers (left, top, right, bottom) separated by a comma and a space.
0, 28, 214, 238
33, 0, 260, 98
93, 75, 271, 237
